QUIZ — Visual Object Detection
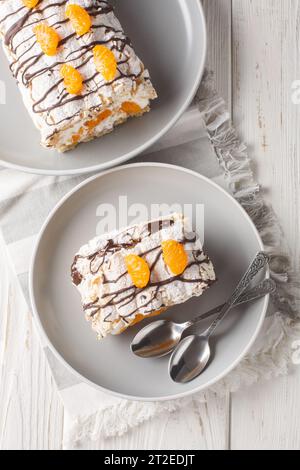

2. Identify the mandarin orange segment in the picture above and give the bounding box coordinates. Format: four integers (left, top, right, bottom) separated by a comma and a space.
117, 309, 165, 333
72, 134, 80, 144
93, 45, 117, 81
125, 254, 150, 289
22, 0, 40, 8
65, 4, 92, 36
60, 64, 83, 94
121, 101, 142, 115
161, 240, 188, 276
34, 24, 60, 56
139, 308, 166, 322
128, 308, 167, 328
71, 127, 83, 144
85, 109, 112, 129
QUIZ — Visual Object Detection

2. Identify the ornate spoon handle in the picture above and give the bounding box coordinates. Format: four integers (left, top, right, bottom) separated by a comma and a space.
238, 278, 274, 303
190, 278, 275, 326
203, 252, 269, 338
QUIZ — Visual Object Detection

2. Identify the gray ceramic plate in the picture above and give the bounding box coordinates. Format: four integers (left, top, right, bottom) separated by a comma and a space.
29, 163, 268, 401
0, 0, 206, 175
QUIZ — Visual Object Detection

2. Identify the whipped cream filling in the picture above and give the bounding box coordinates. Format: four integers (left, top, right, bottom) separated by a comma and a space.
50, 76, 153, 150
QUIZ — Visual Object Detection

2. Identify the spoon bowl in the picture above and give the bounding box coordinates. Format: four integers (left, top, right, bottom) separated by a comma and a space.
131, 279, 276, 359
168, 252, 270, 383
169, 335, 211, 383
131, 319, 187, 358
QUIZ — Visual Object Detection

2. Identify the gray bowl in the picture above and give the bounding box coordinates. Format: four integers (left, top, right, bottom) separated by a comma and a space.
0, 0, 207, 175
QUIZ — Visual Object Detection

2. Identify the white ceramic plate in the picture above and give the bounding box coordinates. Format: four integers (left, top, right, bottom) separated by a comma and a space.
29, 163, 268, 401
0, 0, 206, 175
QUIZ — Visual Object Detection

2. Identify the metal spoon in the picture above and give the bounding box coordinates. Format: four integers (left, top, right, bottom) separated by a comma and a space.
131, 278, 275, 359
169, 252, 270, 383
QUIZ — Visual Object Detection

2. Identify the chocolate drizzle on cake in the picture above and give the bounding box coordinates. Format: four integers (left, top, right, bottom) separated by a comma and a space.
72, 215, 215, 326
86, 252, 215, 323
0, 0, 140, 128
71, 218, 175, 285
4, 1, 69, 47
83, 298, 100, 318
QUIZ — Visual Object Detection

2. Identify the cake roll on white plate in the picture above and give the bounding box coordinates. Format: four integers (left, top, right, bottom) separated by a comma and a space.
71, 213, 216, 339
0, 0, 157, 152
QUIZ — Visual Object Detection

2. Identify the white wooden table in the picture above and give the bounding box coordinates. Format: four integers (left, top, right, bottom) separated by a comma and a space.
1, 0, 300, 450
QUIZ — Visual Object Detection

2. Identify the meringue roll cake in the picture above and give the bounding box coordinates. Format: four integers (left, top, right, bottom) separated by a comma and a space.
0, 0, 157, 152
71, 214, 216, 339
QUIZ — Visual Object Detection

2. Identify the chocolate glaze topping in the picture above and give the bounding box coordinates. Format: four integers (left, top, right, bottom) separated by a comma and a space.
0, 0, 141, 130
71, 218, 175, 285
74, 218, 215, 324
84, 249, 215, 323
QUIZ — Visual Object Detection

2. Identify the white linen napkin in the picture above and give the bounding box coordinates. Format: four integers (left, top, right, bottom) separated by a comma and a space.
0, 74, 299, 448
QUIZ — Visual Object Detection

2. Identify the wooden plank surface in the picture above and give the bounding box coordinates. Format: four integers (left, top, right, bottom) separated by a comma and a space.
203, 0, 232, 105
0, 236, 64, 450
230, 0, 300, 450
1, 0, 300, 450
